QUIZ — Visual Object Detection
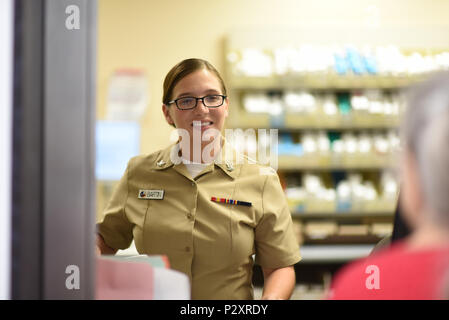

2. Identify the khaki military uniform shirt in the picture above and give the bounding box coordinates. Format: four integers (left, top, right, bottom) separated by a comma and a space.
97, 143, 301, 299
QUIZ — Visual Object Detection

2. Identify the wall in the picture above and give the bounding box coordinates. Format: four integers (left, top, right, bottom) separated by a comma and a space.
0, 0, 13, 300
97, 0, 449, 155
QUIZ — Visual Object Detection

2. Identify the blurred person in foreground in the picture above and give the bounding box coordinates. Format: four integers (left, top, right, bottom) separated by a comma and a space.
328, 72, 449, 300
96, 58, 301, 300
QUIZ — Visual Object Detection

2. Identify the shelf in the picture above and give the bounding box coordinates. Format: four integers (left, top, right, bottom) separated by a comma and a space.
304, 235, 383, 245
299, 244, 374, 263
278, 155, 396, 170
228, 73, 426, 90
227, 110, 401, 130
284, 114, 400, 129
291, 211, 394, 219
289, 200, 397, 217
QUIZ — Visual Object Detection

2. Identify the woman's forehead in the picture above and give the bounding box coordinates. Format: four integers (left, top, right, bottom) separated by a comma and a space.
173, 69, 222, 96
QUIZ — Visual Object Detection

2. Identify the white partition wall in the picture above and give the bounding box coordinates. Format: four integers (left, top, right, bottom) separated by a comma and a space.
0, 0, 14, 300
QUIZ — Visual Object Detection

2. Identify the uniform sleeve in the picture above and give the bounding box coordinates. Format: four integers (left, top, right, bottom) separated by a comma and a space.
254, 172, 302, 268
96, 162, 133, 250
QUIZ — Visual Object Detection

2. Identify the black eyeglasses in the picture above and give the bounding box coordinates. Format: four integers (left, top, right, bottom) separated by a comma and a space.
167, 94, 227, 110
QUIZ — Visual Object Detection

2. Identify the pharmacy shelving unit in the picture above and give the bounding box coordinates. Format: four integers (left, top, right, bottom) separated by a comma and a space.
224, 27, 449, 292
224, 75, 403, 256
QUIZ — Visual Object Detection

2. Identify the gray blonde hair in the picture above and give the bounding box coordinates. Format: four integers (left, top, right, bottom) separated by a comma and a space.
402, 71, 449, 228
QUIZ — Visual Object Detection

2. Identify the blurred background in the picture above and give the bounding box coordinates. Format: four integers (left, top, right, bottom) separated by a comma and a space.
94, 0, 449, 299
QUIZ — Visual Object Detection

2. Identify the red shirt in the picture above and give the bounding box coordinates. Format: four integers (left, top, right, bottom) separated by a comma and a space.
328, 241, 449, 300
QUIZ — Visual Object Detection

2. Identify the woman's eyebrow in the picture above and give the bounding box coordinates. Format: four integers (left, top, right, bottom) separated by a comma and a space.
176, 89, 221, 98
176, 92, 195, 98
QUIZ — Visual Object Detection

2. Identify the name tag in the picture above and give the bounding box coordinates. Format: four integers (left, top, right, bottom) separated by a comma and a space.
138, 190, 164, 200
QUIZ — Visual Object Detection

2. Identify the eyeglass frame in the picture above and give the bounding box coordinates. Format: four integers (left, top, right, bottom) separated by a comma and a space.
167, 94, 227, 110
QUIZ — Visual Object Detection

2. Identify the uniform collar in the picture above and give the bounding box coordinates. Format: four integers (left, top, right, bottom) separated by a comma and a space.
152, 143, 176, 170
212, 141, 240, 180
152, 140, 242, 180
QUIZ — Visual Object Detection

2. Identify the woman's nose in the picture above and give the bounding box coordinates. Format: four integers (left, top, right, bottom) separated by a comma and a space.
195, 98, 209, 114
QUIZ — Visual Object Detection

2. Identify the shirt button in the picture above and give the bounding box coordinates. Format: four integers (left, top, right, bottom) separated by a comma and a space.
191, 182, 195, 186
185, 246, 191, 252
187, 213, 193, 220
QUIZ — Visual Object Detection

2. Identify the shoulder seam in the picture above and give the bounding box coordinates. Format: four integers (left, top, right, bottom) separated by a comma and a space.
261, 173, 270, 218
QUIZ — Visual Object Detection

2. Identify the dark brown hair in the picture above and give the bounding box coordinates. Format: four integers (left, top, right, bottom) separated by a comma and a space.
162, 58, 227, 105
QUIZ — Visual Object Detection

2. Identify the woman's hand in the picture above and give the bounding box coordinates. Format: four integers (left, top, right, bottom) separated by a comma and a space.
260, 266, 296, 300
96, 234, 118, 255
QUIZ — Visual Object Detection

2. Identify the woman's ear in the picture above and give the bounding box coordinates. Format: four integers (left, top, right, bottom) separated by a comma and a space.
162, 104, 175, 126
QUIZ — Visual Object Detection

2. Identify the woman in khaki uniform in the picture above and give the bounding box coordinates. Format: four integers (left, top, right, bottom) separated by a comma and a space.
96, 58, 301, 300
